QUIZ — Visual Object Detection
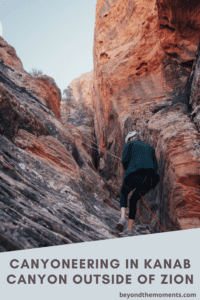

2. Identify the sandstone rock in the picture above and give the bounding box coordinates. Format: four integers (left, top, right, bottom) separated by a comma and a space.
67, 71, 94, 107
92, 0, 200, 231
61, 71, 101, 172
188, 42, 200, 131
0, 37, 61, 121
61, 72, 94, 130
0, 38, 122, 252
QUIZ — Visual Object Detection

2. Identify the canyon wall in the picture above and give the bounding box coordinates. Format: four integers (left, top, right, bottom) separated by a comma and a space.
0, 37, 126, 252
61, 71, 99, 170
61, 71, 94, 140
92, 0, 200, 231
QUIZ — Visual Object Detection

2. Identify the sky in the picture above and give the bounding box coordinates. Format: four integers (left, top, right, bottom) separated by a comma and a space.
0, 0, 96, 94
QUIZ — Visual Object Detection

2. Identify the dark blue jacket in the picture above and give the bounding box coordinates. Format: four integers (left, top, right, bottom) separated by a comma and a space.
122, 139, 159, 189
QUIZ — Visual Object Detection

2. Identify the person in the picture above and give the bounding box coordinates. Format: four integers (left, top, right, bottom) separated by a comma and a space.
116, 131, 160, 235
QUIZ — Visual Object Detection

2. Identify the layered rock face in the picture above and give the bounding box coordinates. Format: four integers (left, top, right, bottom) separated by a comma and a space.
93, 0, 200, 231
61, 71, 99, 170
61, 71, 94, 139
0, 38, 61, 120
0, 37, 126, 252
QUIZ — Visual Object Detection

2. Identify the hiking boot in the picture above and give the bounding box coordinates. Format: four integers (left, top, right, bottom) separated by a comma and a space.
116, 217, 126, 232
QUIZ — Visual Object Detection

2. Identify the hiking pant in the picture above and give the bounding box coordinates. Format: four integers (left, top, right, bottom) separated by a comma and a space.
120, 169, 155, 220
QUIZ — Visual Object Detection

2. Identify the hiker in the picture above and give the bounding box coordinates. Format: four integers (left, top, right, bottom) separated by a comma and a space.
116, 131, 160, 235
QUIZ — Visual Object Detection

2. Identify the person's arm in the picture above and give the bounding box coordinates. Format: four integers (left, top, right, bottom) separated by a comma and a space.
122, 142, 131, 170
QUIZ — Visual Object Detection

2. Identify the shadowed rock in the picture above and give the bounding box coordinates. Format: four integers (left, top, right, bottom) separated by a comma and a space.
0, 37, 123, 252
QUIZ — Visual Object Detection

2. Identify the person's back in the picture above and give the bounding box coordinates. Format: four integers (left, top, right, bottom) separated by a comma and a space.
116, 131, 160, 234
122, 140, 159, 190
122, 140, 158, 172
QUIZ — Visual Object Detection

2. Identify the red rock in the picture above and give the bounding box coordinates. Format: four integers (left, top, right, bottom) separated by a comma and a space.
189, 43, 200, 131
61, 71, 98, 171
0, 37, 122, 252
0, 37, 61, 121
68, 71, 94, 107
92, 0, 200, 231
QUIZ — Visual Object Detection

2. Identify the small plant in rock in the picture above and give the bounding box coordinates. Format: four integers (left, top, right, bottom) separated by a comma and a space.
29, 68, 43, 78
63, 86, 72, 98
